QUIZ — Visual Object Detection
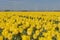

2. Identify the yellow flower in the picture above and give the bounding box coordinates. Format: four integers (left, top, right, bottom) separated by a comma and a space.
43, 31, 52, 37
52, 16, 57, 20
12, 28, 18, 34
27, 27, 33, 35
7, 33, 12, 40
50, 30, 57, 36
35, 20, 39, 25
46, 36, 51, 40
0, 36, 3, 40
39, 37, 46, 40
36, 25, 41, 30
53, 24, 57, 28
33, 34, 37, 39
22, 35, 30, 40
22, 25, 27, 29
18, 27, 23, 33
30, 21, 35, 28
58, 17, 60, 21
0, 23, 5, 29
25, 22, 29, 28
31, 24, 35, 28
58, 23, 60, 29
9, 19, 15, 24
5, 23, 11, 30
35, 30, 40, 36
44, 23, 53, 30
2, 29, 8, 38
9, 25, 18, 34
57, 34, 60, 40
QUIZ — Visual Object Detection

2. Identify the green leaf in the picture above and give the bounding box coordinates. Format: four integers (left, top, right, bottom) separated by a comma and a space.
0, 28, 3, 35
39, 32, 44, 37
32, 27, 37, 34
53, 20, 60, 24
42, 28, 47, 33
55, 27, 59, 32
30, 35, 34, 40
12, 33, 22, 40
22, 29, 27, 35
17, 23, 23, 28
52, 35, 57, 40
3, 37, 8, 40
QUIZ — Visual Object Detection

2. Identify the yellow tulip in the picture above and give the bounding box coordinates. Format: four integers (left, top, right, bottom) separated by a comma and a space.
18, 27, 23, 33
0, 36, 3, 40
27, 27, 33, 35
39, 37, 46, 40
22, 35, 30, 40
33, 34, 38, 39
12, 28, 18, 34
7, 33, 12, 40
35, 30, 40, 36
2, 29, 8, 38
57, 34, 60, 40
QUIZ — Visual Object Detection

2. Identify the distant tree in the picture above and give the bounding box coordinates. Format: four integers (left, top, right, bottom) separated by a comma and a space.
21, 10, 28, 12
4, 10, 11, 11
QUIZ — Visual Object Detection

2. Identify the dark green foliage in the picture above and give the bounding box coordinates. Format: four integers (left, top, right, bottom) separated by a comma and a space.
17, 23, 23, 28
42, 28, 47, 33
53, 20, 60, 24
32, 27, 37, 34
52, 35, 57, 40
0, 28, 3, 35
22, 29, 27, 35
55, 27, 59, 31
39, 32, 44, 37
3, 37, 8, 40
12, 33, 22, 40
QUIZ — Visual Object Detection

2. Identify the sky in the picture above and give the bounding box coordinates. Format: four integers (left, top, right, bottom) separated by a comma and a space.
0, 0, 60, 10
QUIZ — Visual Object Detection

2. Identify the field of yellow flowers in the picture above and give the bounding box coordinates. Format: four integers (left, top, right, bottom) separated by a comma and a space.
0, 12, 60, 40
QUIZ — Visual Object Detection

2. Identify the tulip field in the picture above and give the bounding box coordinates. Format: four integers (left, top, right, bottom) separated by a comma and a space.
0, 12, 60, 40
